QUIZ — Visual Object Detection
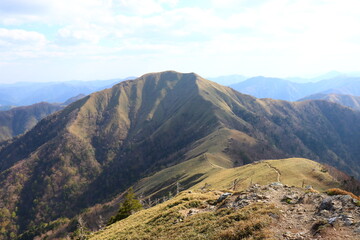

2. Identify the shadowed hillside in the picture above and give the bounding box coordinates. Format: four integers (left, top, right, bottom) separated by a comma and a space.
299, 93, 360, 111
0, 102, 63, 142
1, 71, 360, 239
0, 95, 86, 142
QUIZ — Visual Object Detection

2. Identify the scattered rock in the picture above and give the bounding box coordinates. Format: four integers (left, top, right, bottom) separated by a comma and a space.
328, 217, 337, 225
209, 183, 360, 239
270, 182, 283, 187
319, 197, 335, 211
216, 192, 232, 203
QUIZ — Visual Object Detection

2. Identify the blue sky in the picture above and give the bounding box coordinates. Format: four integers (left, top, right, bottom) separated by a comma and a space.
0, 0, 360, 83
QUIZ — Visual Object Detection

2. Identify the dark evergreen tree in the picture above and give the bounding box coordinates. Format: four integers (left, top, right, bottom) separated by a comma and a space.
108, 188, 142, 225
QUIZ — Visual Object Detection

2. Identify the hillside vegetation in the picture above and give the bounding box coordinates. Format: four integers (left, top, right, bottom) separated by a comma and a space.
34, 158, 359, 239
0, 94, 86, 142
90, 175, 360, 240
0, 102, 62, 142
1, 71, 360, 238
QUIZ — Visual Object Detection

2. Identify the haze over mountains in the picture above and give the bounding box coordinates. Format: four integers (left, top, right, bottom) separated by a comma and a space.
0, 77, 135, 107
299, 93, 360, 111
229, 75, 360, 102
0, 71, 360, 239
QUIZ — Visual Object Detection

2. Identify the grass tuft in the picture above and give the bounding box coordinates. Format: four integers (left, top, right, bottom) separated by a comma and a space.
325, 188, 360, 201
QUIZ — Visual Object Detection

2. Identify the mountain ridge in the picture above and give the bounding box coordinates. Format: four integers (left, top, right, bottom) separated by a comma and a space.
230, 76, 360, 101
299, 93, 360, 111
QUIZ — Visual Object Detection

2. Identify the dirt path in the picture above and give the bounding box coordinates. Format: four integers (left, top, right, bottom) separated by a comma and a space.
204, 154, 225, 169
265, 162, 281, 182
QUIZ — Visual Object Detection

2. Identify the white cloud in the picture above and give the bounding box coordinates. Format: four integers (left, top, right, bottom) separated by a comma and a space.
1, 0, 360, 81
57, 24, 106, 45
114, 0, 163, 16
0, 28, 47, 47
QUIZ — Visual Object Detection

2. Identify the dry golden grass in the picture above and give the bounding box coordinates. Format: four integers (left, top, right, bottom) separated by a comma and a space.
135, 157, 342, 202
325, 188, 360, 201
191, 158, 341, 192
89, 191, 277, 240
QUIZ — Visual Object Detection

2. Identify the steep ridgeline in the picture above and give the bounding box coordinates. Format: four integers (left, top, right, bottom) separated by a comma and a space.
0, 71, 360, 239
299, 93, 360, 111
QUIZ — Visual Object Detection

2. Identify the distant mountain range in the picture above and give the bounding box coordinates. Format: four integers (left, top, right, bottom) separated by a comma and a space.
230, 76, 360, 101
0, 77, 135, 106
209, 71, 352, 86
1, 71, 360, 239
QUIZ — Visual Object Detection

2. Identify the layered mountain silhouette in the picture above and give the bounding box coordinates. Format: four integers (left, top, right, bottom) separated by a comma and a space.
299, 93, 360, 111
208, 74, 247, 85
230, 76, 360, 101
1, 71, 360, 239
0, 77, 134, 106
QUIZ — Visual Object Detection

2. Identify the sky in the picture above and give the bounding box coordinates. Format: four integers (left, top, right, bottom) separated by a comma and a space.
1, 0, 360, 83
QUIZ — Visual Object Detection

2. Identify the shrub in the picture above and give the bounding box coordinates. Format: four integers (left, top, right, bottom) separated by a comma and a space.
108, 188, 143, 225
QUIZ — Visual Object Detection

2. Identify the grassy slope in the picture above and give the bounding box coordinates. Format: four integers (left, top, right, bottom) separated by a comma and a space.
135, 158, 340, 202
90, 191, 277, 240
192, 158, 339, 192
89, 158, 342, 240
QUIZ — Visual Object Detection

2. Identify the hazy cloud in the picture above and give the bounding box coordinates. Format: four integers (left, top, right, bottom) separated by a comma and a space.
1, 0, 360, 82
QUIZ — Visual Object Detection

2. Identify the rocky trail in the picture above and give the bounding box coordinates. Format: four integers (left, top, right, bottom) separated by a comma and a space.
184, 183, 360, 239
223, 183, 360, 239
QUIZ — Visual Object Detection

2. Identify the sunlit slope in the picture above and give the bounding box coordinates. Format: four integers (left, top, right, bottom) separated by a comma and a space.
90, 158, 346, 240
135, 157, 341, 200
191, 158, 340, 192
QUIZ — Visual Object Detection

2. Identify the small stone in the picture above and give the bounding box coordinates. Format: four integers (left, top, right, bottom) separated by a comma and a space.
270, 182, 283, 187
319, 198, 334, 211
328, 217, 337, 225
216, 192, 232, 203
